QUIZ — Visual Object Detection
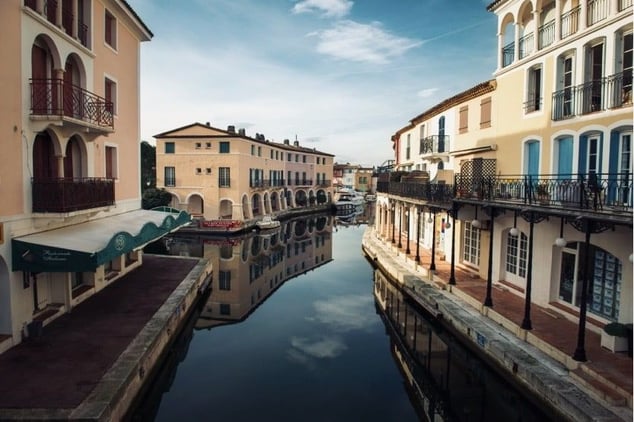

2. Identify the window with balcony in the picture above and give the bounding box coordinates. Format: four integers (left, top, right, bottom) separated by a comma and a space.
583, 41, 605, 114
164, 167, 176, 186
406, 134, 411, 160
219, 142, 230, 153
525, 66, 542, 113
480, 97, 492, 127
105, 77, 116, 115
553, 54, 575, 120
105, 146, 117, 179
104, 9, 117, 49
165, 142, 175, 153
459, 106, 468, 133
219, 167, 230, 187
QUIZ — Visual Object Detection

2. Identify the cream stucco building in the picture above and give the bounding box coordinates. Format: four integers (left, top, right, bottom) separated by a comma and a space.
154, 123, 335, 228
376, 0, 632, 362
0, 0, 191, 354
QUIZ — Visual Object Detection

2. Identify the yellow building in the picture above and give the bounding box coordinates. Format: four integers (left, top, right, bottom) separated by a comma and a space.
0, 0, 190, 354
154, 123, 335, 227
376, 0, 632, 362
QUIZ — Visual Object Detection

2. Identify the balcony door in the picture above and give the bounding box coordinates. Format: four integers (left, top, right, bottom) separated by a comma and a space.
33, 133, 57, 180
585, 43, 604, 112
525, 140, 540, 176
31, 43, 54, 114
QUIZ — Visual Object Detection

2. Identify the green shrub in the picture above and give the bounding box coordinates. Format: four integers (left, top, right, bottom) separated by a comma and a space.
604, 322, 632, 337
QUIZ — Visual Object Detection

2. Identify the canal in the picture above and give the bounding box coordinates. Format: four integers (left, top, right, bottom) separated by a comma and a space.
129, 212, 556, 422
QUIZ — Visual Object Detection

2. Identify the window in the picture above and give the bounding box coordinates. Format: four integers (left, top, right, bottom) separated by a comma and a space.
195, 168, 202, 175
195, 142, 201, 149
205, 168, 212, 174
104, 10, 116, 49
105, 146, 117, 179
302, 155, 306, 163
287, 171, 292, 185
220, 304, 230, 315
506, 231, 527, 278
295, 154, 299, 162
219, 142, 230, 153
287, 153, 291, 161
251, 145, 255, 155
526, 66, 542, 113
165, 167, 175, 186
406, 134, 410, 160
205, 142, 211, 149
459, 106, 468, 133
71, 272, 84, 290
105, 77, 116, 115
480, 97, 492, 127
165, 142, 175, 153
617, 31, 632, 107
270, 150, 274, 159
219, 271, 231, 290
463, 222, 481, 266
258, 146, 261, 157
219, 167, 230, 187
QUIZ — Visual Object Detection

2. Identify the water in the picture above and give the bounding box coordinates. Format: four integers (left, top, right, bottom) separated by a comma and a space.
130, 212, 555, 422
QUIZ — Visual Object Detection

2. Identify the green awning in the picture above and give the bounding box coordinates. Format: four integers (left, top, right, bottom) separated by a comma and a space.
12, 209, 191, 273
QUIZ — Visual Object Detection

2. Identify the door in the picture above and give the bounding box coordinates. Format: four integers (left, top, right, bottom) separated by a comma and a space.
438, 116, 445, 152
31, 45, 49, 114
588, 43, 604, 112
563, 56, 573, 117
557, 137, 573, 177
618, 132, 632, 205
526, 141, 540, 176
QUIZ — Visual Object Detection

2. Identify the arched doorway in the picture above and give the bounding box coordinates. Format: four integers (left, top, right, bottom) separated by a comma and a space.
219, 199, 233, 219
64, 136, 85, 179
187, 194, 204, 216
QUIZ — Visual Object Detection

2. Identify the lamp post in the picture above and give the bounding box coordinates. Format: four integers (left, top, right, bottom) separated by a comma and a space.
448, 206, 457, 285
415, 207, 421, 263
391, 203, 395, 243
484, 206, 495, 307
398, 203, 402, 249
405, 206, 411, 255
573, 219, 593, 362
430, 209, 437, 272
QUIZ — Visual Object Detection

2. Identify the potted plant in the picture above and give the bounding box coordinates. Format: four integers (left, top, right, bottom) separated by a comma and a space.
536, 183, 550, 203
601, 322, 633, 355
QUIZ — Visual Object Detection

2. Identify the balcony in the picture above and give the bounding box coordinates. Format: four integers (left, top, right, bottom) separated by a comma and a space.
289, 179, 313, 187
31, 79, 114, 129
24, 0, 90, 48
518, 32, 534, 60
587, 0, 608, 27
538, 19, 555, 49
502, 42, 514, 68
552, 72, 632, 121
32, 178, 115, 213
560, 6, 580, 40
419, 135, 450, 162
249, 179, 287, 189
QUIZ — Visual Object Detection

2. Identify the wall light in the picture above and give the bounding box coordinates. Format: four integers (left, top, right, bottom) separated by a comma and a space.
554, 217, 567, 247
509, 210, 519, 236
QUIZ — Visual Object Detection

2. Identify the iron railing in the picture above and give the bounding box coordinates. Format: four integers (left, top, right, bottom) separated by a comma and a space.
560, 6, 580, 39
377, 173, 632, 213
419, 135, 450, 154
518, 32, 534, 59
524, 92, 542, 113
552, 73, 632, 120
502, 41, 514, 67
30, 79, 114, 128
538, 19, 555, 49
587, 0, 608, 26
32, 177, 115, 213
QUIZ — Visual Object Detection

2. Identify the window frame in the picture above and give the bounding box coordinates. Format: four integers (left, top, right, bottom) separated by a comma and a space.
104, 9, 117, 50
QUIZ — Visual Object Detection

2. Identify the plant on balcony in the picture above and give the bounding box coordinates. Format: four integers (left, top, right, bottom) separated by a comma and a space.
535, 183, 550, 203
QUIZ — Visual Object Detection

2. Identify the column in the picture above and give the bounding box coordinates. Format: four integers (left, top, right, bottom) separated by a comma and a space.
521, 215, 536, 330
573, 220, 592, 362
497, 31, 503, 70
513, 22, 520, 65
72, 0, 79, 39
484, 208, 495, 307
554, 0, 561, 42
56, 0, 63, 27
579, 0, 587, 31
448, 207, 457, 285
54, 68, 64, 115
533, 9, 541, 52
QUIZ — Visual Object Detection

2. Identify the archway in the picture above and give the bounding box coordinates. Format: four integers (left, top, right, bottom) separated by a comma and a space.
187, 194, 204, 216
63, 135, 86, 179
219, 199, 233, 219
33, 132, 58, 179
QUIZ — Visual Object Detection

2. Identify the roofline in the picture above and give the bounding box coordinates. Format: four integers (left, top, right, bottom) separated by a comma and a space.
153, 122, 335, 157
486, 0, 509, 12
119, 0, 153, 40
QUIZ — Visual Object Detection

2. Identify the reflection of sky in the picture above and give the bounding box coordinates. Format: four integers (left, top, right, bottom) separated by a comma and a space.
288, 294, 378, 366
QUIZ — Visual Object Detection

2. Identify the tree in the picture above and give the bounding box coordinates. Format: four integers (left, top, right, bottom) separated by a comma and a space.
140, 141, 156, 192
142, 188, 172, 210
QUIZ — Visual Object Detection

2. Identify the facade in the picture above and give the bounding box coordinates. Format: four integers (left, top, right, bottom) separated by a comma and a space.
376, 0, 632, 363
0, 0, 192, 354
154, 123, 335, 227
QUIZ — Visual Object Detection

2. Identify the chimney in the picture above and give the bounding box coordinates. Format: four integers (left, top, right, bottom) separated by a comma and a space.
284, 139, 290, 145
293, 140, 299, 147
206, 122, 210, 126
238, 128, 246, 136
227, 125, 235, 133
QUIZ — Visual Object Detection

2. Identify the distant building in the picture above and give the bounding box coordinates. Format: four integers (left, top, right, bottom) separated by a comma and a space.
154, 123, 335, 225
0, 0, 190, 354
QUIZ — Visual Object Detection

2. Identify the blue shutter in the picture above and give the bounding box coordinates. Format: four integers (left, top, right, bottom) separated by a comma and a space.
578, 135, 588, 177
607, 130, 620, 203
557, 136, 573, 179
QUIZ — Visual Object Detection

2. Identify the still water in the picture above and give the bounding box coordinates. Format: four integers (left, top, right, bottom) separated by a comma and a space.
130, 213, 554, 422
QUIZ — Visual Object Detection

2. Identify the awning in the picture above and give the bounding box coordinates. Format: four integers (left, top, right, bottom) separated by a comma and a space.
12, 208, 191, 273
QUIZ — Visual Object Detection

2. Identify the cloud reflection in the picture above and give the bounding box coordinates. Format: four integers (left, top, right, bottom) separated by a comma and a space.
312, 295, 377, 332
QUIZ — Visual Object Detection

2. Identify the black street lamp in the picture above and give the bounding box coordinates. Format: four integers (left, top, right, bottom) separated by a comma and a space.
405, 206, 411, 254
430, 209, 437, 272
415, 207, 421, 263
448, 206, 458, 285
391, 203, 396, 243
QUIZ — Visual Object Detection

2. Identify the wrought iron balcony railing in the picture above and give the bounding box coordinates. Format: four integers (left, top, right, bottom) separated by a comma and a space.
419, 135, 450, 155
288, 179, 313, 187
538, 19, 555, 49
560, 6, 580, 40
518, 32, 534, 59
502, 41, 514, 67
377, 173, 632, 214
552, 72, 632, 120
32, 177, 115, 213
250, 179, 287, 188
30, 79, 114, 128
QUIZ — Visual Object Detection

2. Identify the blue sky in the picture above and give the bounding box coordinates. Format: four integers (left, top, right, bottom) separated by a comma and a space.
129, 0, 497, 166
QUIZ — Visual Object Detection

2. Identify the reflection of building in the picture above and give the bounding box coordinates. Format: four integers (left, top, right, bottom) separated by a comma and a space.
154, 123, 335, 225
376, 1, 632, 362
0, 1, 190, 354
373, 269, 558, 422
163, 215, 334, 329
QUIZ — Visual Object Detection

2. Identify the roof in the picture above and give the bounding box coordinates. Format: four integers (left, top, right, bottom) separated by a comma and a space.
154, 122, 335, 157
119, 0, 154, 39
486, 0, 509, 12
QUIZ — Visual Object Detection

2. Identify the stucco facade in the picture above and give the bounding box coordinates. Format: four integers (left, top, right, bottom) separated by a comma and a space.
376, 0, 633, 362
0, 1, 186, 355
155, 123, 335, 225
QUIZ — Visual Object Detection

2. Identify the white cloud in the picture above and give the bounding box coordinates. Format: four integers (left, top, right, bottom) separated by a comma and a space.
312, 295, 378, 332
417, 88, 438, 99
292, 0, 353, 18
311, 20, 421, 64
290, 336, 348, 358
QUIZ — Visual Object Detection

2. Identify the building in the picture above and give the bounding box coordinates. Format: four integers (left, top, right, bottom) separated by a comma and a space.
0, 0, 192, 354
154, 123, 335, 228
375, 0, 632, 363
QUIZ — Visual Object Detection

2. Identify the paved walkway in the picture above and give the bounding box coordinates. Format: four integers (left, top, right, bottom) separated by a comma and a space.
371, 226, 632, 413
0, 255, 200, 413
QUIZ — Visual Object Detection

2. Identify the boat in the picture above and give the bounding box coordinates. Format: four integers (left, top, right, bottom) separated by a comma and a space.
256, 215, 281, 231
334, 188, 365, 208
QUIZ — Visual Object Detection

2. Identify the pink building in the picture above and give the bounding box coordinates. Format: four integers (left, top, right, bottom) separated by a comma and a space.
0, 0, 191, 354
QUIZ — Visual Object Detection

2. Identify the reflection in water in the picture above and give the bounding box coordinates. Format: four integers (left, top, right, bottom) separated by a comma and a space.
374, 269, 556, 422
166, 214, 334, 328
